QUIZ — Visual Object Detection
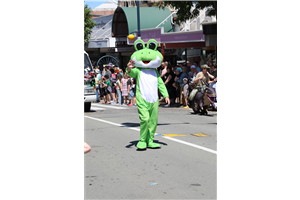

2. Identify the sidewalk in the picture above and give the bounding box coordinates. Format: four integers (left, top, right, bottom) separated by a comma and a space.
96, 98, 217, 115
159, 102, 217, 115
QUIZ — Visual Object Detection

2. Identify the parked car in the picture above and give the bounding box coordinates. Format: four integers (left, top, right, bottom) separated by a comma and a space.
84, 51, 96, 112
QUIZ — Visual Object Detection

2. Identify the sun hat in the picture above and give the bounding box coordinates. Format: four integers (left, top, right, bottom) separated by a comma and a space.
176, 68, 182, 72
201, 64, 210, 70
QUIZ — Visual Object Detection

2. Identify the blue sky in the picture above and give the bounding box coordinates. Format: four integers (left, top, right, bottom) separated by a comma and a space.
84, 0, 115, 9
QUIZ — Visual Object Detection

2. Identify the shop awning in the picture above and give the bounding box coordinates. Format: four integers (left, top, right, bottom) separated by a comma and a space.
127, 27, 204, 45
112, 7, 173, 37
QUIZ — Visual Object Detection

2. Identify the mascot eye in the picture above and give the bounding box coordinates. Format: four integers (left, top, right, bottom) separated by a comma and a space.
136, 42, 144, 50
149, 42, 156, 50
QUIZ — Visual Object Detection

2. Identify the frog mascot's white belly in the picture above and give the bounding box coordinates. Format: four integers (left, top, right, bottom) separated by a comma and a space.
139, 68, 158, 103
126, 39, 169, 150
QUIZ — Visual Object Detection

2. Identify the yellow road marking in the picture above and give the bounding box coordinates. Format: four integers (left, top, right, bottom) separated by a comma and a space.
162, 134, 188, 137
191, 133, 209, 137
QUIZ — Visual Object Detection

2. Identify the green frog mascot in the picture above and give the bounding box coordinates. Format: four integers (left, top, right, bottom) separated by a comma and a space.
126, 39, 170, 150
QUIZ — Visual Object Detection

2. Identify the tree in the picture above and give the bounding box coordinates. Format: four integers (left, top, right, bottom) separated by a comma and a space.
154, 1, 217, 25
84, 5, 96, 44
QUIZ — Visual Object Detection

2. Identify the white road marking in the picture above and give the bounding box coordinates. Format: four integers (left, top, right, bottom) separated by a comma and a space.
91, 103, 128, 109
90, 107, 105, 110
161, 136, 217, 154
84, 116, 217, 155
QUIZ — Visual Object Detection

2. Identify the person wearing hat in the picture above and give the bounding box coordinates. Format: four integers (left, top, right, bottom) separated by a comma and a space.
192, 64, 215, 88
188, 64, 215, 102
108, 62, 113, 68
188, 65, 198, 80
176, 67, 182, 73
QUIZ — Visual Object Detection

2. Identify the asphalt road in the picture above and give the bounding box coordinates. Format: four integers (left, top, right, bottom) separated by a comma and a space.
84, 103, 217, 200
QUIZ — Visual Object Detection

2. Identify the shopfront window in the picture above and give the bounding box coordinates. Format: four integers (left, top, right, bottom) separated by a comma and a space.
177, 48, 201, 66
200, 50, 216, 67
178, 47, 217, 68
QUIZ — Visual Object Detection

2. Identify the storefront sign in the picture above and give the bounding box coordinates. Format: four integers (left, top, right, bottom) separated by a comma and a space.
99, 47, 135, 53
158, 48, 176, 55
99, 47, 176, 54
88, 41, 108, 48
115, 47, 135, 52
165, 42, 205, 49
115, 41, 131, 47
127, 27, 204, 44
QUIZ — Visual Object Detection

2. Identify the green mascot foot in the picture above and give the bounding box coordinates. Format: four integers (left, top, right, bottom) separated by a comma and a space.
147, 142, 161, 149
137, 141, 147, 149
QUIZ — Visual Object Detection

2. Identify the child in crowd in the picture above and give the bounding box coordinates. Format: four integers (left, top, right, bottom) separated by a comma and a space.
114, 66, 119, 74
99, 75, 105, 102
116, 74, 123, 105
127, 78, 136, 106
182, 78, 189, 108
110, 68, 117, 105
132, 78, 136, 106
103, 74, 111, 104
121, 73, 129, 105
119, 68, 123, 77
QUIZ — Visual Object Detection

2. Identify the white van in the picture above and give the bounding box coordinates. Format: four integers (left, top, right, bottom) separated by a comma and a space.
84, 51, 96, 112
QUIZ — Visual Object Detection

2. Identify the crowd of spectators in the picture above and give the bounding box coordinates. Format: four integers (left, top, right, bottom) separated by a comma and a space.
92, 58, 217, 110
158, 59, 217, 110
93, 63, 137, 106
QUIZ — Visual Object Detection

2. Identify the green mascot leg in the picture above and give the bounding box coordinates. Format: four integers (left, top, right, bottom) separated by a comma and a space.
136, 99, 160, 149
136, 101, 150, 149
146, 100, 160, 148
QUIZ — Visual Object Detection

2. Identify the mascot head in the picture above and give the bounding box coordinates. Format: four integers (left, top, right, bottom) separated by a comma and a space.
130, 39, 163, 69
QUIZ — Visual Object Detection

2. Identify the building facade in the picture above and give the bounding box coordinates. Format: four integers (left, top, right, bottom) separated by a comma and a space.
85, 0, 118, 64
91, 0, 118, 18
118, 1, 158, 8
85, 1, 217, 69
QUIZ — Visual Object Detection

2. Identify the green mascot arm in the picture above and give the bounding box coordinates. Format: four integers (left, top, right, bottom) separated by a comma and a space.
156, 69, 169, 98
126, 67, 139, 78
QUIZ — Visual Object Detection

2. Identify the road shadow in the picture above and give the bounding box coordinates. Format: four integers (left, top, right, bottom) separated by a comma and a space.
158, 103, 181, 107
85, 110, 97, 113
125, 140, 168, 151
189, 112, 214, 117
122, 123, 140, 127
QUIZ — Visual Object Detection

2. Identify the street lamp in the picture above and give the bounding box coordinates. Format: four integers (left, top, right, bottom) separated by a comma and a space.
136, 0, 141, 39
127, 2, 141, 41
